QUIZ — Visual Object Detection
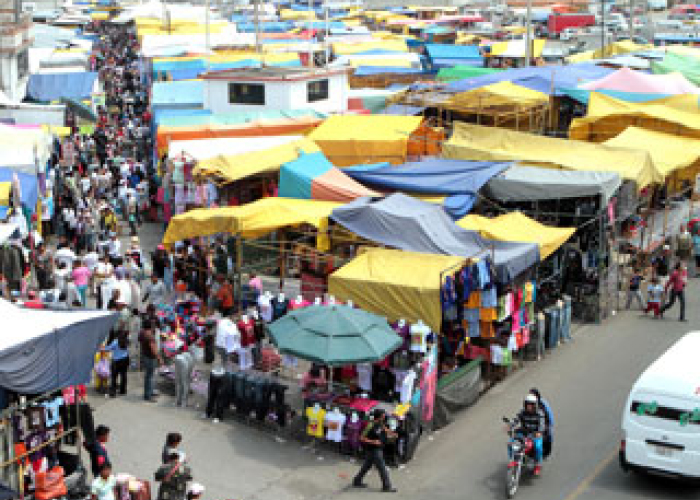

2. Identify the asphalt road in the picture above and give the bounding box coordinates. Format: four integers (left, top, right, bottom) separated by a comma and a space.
92, 221, 700, 500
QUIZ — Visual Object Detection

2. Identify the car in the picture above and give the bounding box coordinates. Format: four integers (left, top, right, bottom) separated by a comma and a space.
559, 27, 579, 41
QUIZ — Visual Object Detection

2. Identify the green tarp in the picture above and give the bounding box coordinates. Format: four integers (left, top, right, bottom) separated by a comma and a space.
436, 65, 501, 82
651, 52, 700, 86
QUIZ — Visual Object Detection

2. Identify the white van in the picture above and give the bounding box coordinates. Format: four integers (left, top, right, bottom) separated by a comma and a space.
619, 332, 700, 479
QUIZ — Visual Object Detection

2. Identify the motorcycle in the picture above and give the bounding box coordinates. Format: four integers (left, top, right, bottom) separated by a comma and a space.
503, 417, 538, 499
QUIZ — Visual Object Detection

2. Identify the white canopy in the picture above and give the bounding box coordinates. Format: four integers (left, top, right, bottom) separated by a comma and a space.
169, 135, 303, 161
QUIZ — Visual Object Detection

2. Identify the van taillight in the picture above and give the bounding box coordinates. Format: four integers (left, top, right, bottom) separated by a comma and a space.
620, 439, 626, 452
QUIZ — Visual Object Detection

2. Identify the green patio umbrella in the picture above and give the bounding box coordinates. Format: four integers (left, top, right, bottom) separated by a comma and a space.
266, 305, 402, 367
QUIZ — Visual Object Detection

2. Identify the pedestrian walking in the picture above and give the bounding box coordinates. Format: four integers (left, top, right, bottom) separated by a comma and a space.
155, 452, 192, 500
625, 268, 644, 310
91, 462, 117, 500
693, 229, 700, 277
660, 262, 687, 321
162, 433, 184, 464
352, 409, 398, 493
105, 330, 130, 397
139, 319, 161, 402
644, 277, 663, 319
85, 425, 111, 477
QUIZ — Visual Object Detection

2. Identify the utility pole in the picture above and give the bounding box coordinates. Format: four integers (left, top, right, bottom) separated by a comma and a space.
525, 0, 532, 66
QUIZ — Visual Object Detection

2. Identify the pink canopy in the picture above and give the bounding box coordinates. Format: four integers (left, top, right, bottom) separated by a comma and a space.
580, 67, 700, 95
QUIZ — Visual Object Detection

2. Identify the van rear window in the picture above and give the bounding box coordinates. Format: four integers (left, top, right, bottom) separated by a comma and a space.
630, 401, 700, 426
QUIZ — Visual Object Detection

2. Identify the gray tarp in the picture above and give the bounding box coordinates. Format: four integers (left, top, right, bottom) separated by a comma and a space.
0, 300, 118, 393
484, 166, 622, 203
433, 360, 482, 430
331, 193, 540, 283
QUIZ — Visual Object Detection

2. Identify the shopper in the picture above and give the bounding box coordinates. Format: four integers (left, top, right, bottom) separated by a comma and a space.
155, 452, 192, 500
105, 330, 130, 397
86, 425, 111, 477
693, 229, 700, 276
625, 268, 644, 310
661, 262, 687, 321
91, 462, 117, 500
72, 258, 91, 307
162, 433, 183, 464
139, 319, 161, 402
352, 409, 397, 493
644, 277, 664, 319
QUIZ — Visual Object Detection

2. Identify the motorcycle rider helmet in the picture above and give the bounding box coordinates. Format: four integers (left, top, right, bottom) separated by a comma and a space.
524, 394, 538, 407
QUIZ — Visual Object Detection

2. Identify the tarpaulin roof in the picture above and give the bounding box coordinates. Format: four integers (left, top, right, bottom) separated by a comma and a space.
380, 104, 426, 116
0, 125, 52, 174
307, 115, 423, 166
343, 158, 509, 217
581, 67, 700, 94
0, 170, 39, 213
163, 197, 340, 251
436, 66, 501, 82
444, 81, 548, 110
279, 151, 380, 202
0, 299, 117, 393
489, 39, 545, 58
559, 88, 671, 105
170, 135, 303, 161
604, 127, 700, 181
331, 193, 540, 283
152, 80, 204, 108
353, 67, 427, 76
483, 166, 621, 203
194, 138, 319, 183
444, 123, 662, 188
569, 92, 700, 142
445, 63, 613, 95
332, 40, 408, 55
425, 43, 483, 67
26, 71, 97, 102
651, 52, 700, 86
567, 40, 652, 63
458, 212, 575, 259
329, 248, 464, 332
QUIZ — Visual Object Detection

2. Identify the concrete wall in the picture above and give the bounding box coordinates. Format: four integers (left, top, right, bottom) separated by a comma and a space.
205, 72, 348, 114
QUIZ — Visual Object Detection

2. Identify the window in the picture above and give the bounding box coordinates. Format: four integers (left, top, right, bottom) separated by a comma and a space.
630, 401, 700, 425
307, 79, 329, 103
228, 83, 265, 105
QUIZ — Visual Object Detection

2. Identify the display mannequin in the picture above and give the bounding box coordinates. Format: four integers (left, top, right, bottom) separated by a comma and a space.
237, 314, 255, 370
394, 319, 410, 351
272, 292, 288, 320
327, 295, 336, 305
251, 309, 265, 366
314, 296, 322, 305
325, 407, 346, 446
356, 362, 373, 392
258, 292, 272, 323
346, 300, 353, 308
343, 411, 363, 454
290, 294, 309, 311
206, 364, 227, 422
409, 320, 429, 353
399, 366, 417, 404
305, 402, 326, 448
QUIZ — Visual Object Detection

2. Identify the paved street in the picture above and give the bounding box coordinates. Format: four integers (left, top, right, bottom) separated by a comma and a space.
88, 218, 700, 500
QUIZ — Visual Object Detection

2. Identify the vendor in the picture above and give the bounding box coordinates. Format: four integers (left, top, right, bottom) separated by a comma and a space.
302, 365, 327, 396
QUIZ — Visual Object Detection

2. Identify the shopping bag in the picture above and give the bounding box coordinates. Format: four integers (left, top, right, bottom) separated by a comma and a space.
35, 466, 67, 500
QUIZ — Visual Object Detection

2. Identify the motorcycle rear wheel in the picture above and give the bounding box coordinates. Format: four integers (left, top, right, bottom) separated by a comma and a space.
505, 466, 519, 499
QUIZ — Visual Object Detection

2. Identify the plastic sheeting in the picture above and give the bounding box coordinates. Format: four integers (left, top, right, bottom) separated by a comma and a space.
194, 138, 320, 183
433, 360, 481, 429
569, 92, 700, 142
332, 40, 408, 55
26, 71, 97, 102
151, 80, 204, 108
163, 197, 341, 250
436, 66, 501, 82
604, 127, 700, 182
308, 115, 423, 166
279, 152, 380, 202
169, 135, 302, 161
559, 88, 671, 105
444, 81, 548, 110
651, 52, 700, 86
425, 43, 483, 67
581, 67, 700, 94
444, 123, 662, 188
458, 212, 575, 259
0, 125, 52, 173
0, 300, 117, 393
484, 166, 621, 203
329, 248, 464, 333
0, 170, 38, 214
489, 39, 545, 58
331, 193, 540, 284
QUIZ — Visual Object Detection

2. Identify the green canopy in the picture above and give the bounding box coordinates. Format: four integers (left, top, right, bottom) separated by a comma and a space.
436, 65, 501, 82
266, 305, 402, 366
651, 53, 700, 86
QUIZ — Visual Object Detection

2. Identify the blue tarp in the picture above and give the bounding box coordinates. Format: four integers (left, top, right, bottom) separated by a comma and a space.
445, 63, 614, 95
380, 104, 426, 116
559, 87, 672, 104
344, 159, 510, 218
425, 44, 482, 61
26, 72, 97, 102
236, 22, 293, 33
279, 151, 333, 199
151, 80, 204, 108
0, 169, 38, 215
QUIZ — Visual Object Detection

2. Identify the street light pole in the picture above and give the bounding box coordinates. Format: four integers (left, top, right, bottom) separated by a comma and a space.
525, 0, 532, 66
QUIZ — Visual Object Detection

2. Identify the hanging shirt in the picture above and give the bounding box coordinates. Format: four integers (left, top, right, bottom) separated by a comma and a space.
409, 322, 430, 353
325, 411, 347, 443
305, 406, 326, 438
356, 363, 373, 392
400, 370, 416, 404
216, 318, 240, 354
257, 294, 273, 322
237, 319, 255, 348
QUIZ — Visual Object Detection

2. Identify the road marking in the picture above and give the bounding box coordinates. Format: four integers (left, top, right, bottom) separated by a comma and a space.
562, 448, 618, 500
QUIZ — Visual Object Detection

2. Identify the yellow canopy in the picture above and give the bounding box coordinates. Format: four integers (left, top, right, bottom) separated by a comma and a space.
444, 81, 548, 111
443, 122, 662, 188
90, 12, 110, 20
566, 40, 651, 63
332, 40, 408, 55
162, 197, 341, 250
457, 212, 575, 259
489, 39, 545, 58
569, 92, 700, 142
0, 183, 11, 206
329, 248, 464, 332
604, 126, 700, 184
42, 125, 72, 138
194, 138, 319, 183
279, 9, 317, 20
307, 115, 422, 166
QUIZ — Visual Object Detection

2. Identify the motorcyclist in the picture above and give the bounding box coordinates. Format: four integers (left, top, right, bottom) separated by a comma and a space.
529, 388, 554, 459
516, 394, 546, 476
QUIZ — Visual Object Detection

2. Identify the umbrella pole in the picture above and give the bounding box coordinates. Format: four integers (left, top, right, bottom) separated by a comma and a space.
328, 366, 333, 393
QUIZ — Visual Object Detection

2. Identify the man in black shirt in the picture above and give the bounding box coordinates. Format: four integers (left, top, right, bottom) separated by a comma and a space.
352, 409, 397, 493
